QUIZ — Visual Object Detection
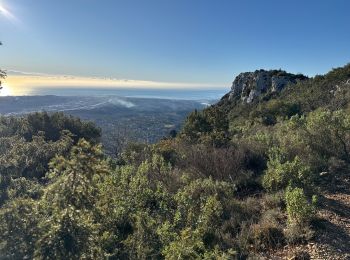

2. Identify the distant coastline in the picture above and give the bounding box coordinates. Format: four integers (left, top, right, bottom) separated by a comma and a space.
1, 87, 228, 101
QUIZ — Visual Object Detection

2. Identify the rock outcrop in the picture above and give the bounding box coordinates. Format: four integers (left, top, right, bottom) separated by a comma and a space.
228, 69, 308, 103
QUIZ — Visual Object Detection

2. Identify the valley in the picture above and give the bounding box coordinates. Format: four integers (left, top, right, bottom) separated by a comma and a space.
0, 95, 214, 154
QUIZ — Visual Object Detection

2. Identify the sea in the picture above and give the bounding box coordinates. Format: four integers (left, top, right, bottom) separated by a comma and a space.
8, 87, 228, 101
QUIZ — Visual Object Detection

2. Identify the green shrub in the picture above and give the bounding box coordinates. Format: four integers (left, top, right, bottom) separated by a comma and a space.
162, 228, 204, 259
181, 107, 229, 147
0, 199, 39, 259
263, 147, 313, 191
162, 228, 237, 260
285, 186, 317, 225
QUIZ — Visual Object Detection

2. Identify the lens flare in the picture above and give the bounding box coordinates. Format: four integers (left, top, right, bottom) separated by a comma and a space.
0, 2, 17, 22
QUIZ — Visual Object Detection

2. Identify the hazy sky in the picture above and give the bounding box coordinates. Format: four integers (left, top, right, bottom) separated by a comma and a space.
0, 0, 350, 88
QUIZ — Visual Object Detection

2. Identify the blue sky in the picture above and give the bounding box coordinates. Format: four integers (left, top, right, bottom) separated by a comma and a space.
0, 0, 350, 87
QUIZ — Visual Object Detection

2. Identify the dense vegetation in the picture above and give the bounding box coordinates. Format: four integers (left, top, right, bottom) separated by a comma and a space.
1, 64, 350, 259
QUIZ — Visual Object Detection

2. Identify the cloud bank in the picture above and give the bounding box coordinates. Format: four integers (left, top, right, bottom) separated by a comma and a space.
6, 70, 223, 90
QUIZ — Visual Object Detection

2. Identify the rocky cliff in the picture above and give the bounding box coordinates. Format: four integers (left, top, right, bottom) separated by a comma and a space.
227, 69, 308, 103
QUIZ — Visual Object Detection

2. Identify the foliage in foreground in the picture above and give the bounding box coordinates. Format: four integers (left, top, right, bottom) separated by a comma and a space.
1, 64, 350, 259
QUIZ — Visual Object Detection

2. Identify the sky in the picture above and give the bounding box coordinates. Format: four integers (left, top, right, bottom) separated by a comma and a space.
0, 0, 350, 92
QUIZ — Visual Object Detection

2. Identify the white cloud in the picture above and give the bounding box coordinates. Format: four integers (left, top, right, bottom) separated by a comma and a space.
6, 70, 224, 89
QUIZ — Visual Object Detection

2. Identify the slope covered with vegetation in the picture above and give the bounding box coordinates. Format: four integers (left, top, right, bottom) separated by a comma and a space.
1, 64, 350, 259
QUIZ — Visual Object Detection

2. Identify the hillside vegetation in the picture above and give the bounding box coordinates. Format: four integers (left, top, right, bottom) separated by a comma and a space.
1, 64, 350, 259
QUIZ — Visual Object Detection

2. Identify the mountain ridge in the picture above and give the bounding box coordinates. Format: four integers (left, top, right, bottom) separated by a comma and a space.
224, 69, 308, 104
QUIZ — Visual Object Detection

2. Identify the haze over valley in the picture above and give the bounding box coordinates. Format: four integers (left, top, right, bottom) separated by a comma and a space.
0, 91, 222, 154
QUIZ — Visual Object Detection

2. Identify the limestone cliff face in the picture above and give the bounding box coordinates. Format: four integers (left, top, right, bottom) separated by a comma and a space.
228, 70, 308, 103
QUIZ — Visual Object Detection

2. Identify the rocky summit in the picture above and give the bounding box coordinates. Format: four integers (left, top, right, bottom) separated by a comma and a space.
228, 69, 308, 103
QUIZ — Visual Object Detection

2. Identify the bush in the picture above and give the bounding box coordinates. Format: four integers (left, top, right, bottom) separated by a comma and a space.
25, 112, 101, 143
237, 204, 285, 255
284, 223, 314, 245
251, 100, 301, 125
181, 107, 229, 147
285, 186, 317, 225
178, 143, 264, 188
162, 228, 205, 259
263, 147, 313, 191
261, 192, 284, 210
0, 199, 39, 259
249, 222, 285, 251
162, 228, 237, 260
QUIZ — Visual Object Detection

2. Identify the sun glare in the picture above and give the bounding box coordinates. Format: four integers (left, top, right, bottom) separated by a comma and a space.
0, 2, 17, 22
0, 4, 9, 15
0, 83, 12, 96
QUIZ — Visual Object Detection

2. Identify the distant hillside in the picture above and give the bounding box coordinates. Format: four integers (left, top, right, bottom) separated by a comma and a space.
181, 63, 350, 145
221, 63, 350, 117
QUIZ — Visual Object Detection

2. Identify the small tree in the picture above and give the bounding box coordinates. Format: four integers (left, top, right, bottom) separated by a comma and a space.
35, 139, 110, 259
285, 186, 317, 225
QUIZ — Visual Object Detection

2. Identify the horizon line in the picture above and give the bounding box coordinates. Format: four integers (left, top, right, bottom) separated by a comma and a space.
5, 69, 228, 90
